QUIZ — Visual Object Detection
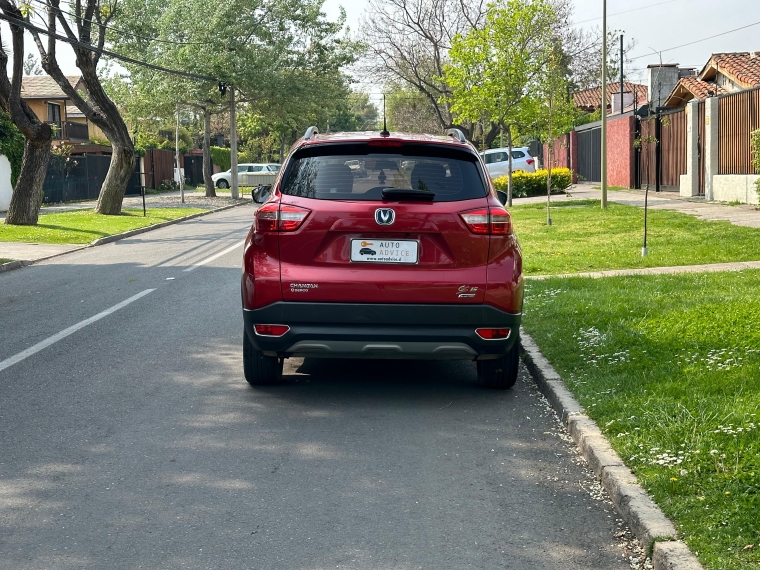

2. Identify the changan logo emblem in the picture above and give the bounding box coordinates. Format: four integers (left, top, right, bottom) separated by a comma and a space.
375, 208, 395, 226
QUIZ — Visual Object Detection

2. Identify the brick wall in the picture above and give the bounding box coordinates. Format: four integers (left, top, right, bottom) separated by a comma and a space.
543, 131, 578, 183
606, 115, 635, 188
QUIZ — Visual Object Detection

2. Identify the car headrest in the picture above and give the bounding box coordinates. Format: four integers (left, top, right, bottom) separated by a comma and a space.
315, 163, 353, 194
410, 163, 447, 192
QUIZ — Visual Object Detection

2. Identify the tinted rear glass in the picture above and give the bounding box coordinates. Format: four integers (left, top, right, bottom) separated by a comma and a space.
281, 143, 487, 202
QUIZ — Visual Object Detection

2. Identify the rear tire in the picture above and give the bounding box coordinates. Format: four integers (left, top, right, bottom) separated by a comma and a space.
243, 331, 283, 386
217, 179, 229, 189
477, 336, 520, 389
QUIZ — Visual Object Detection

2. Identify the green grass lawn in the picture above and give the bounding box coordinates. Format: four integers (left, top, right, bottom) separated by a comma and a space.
523, 271, 760, 570
511, 200, 760, 275
0, 208, 205, 244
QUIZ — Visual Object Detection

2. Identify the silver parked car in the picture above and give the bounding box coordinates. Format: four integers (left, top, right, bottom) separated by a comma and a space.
212, 163, 281, 188
480, 147, 536, 179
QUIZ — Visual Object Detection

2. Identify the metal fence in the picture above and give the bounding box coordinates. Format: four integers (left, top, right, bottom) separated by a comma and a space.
43, 154, 142, 204
718, 86, 760, 175
183, 155, 205, 187
577, 126, 601, 183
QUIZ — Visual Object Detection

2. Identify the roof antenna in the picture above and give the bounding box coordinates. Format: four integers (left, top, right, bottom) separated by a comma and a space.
380, 94, 390, 137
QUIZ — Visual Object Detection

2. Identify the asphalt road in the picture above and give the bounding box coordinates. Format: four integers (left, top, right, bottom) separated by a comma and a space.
0, 204, 629, 569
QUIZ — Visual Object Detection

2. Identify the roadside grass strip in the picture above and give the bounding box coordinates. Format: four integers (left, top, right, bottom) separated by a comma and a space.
523, 270, 760, 570
0, 208, 205, 245
510, 200, 760, 276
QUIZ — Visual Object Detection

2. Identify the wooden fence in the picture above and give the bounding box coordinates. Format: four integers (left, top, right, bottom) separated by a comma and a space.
718, 86, 760, 175
639, 109, 687, 190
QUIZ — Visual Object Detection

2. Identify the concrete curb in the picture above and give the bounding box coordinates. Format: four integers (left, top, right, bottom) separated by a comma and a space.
0, 201, 250, 275
519, 328, 703, 570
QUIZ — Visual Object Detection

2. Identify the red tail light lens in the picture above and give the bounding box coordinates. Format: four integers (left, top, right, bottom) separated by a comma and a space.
255, 204, 311, 232
460, 208, 512, 235
459, 209, 490, 234
254, 324, 290, 337
279, 205, 310, 231
490, 207, 512, 235
256, 203, 279, 232
526, 158, 535, 165
368, 139, 404, 147
476, 328, 511, 340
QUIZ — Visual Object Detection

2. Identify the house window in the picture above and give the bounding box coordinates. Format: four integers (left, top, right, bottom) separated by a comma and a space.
47, 103, 61, 124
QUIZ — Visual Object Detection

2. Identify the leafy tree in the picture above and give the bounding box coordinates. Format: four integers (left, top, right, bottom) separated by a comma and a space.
23, 53, 43, 75
444, 0, 559, 205
386, 86, 441, 134
26, 0, 139, 215
0, 0, 54, 225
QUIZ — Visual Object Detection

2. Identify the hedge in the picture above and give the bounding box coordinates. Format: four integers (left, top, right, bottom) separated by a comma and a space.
0, 110, 25, 187
751, 128, 760, 202
493, 168, 573, 198
210, 146, 231, 171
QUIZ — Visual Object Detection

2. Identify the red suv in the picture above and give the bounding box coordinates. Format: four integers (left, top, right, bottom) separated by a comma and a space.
241, 128, 523, 388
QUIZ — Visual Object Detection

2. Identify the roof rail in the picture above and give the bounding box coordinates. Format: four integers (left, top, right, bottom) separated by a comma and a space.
445, 128, 467, 143
303, 126, 319, 140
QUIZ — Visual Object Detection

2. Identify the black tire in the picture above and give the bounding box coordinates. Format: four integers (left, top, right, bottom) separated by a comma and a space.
217, 179, 229, 189
477, 337, 520, 389
243, 331, 283, 386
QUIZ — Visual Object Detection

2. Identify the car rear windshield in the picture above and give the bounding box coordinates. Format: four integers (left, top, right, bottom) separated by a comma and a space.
281, 143, 487, 202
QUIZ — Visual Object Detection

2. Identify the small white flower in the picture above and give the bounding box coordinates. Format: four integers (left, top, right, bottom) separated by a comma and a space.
710, 450, 718, 455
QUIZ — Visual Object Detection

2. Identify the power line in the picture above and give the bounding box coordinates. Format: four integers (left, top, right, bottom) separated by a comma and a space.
572, 0, 680, 26
629, 20, 760, 61
0, 11, 216, 81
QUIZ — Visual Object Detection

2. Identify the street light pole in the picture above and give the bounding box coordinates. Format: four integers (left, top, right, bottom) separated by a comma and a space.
176, 105, 184, 204
230, 85, 239, 200
600, 0, 608, 209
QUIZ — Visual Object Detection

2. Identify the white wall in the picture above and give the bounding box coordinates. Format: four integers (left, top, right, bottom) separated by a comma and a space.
0, 155, 13, 211
712, 174, 760, 205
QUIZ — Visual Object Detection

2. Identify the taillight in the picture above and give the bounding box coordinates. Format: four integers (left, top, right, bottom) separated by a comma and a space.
254, 324, 290, 336
526, 158, 535, 165
279, 205, 310, 231
476, 328, 511, 340
460, 207, 512, 235
255, 204, 310, 232
256, 203, 279, 232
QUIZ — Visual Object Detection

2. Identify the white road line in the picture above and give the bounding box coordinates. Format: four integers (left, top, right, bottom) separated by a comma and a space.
182, 240, 245, 272
0, 289, 156, 374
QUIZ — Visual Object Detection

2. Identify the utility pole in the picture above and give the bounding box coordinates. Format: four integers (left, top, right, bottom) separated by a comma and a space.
230, 85, 239, 200
600, 0, 608, 209
176, 106, 184, 204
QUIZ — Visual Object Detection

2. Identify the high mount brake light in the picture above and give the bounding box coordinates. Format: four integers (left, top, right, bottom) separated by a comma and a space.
459, 207, 512, 235
255, 204, 311, 232
367, 139, 404, 147
476, 328, 511, 340
254, 324, 290, 337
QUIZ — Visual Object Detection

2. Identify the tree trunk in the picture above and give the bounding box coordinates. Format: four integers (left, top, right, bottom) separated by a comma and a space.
483, 122, 500, 149
546, 94, 553, 226
95, 144, 135, 215
4, 136, 52, 225
203, 108, 215, 197
279, 133, 286, 164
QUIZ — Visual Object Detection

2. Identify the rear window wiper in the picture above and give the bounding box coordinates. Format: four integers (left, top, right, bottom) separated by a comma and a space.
381, 188, 435, 202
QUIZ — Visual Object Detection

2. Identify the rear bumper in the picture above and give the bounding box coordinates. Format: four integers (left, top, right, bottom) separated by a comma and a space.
243, 302, 521, 360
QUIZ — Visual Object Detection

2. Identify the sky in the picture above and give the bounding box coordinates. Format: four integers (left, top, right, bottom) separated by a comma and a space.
7, 0, 759, 87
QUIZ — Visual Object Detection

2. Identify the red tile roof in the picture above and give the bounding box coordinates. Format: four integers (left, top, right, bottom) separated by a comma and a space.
664, 76, 727, 107
700, 52, 760, 88
573, 82, 648, 112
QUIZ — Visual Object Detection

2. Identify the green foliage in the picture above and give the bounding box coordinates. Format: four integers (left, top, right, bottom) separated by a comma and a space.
751, 128, 760, 202
523, 271, 760, 570
493, 168, 572, 198
89, 136, 112, 147
134, 130, 190, 154
0, 110, 25, 187
210, 146, 231, 171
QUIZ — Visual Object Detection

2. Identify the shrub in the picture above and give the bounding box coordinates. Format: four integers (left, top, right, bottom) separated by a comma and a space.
210, 146, 231, 171
0, 110, 25, 187
751, 128, 760, 204
493, 167, 573, 198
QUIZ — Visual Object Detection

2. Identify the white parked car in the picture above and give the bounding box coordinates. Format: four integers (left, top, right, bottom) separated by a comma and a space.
480, 147, 536, 179
212, 163, 281, 188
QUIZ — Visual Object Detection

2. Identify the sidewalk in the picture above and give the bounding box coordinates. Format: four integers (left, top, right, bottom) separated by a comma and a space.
528, 259, 760, 280
513, 184, 760, 228
0, 195, 249, 267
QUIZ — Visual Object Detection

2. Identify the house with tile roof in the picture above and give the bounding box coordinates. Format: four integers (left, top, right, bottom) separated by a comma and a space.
18, 75, 106, 143
573, 81, 648, 114
664, 52, 760, 108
